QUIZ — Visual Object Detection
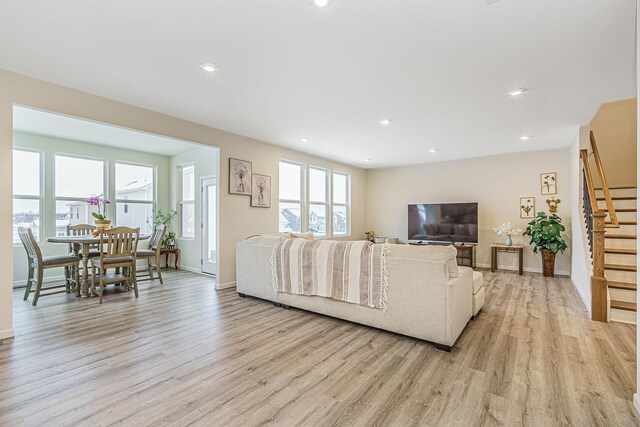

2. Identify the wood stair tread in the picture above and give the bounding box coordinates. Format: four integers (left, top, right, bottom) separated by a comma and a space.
605, 264, 637, 272
594, 186, 637, 190
605, 221, 637, 225
596, 196, 637, 201
605, 248, 637, 255
604, 234, 637, 240
614, 208, 637, 212
608, 281, 637, 291
611, 300, 637, 312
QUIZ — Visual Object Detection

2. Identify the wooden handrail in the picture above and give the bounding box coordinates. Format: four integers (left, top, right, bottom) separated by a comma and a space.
590, 131, 619, 228
581, 149, 600, 213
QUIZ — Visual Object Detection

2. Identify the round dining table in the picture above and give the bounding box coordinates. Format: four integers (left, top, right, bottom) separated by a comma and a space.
47, 234, 150, 297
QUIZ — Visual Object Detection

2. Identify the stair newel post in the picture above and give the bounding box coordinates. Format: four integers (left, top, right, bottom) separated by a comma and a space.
591, 210, 608, 321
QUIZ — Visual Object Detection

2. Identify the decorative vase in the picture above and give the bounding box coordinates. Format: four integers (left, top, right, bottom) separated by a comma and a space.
505, 235, 513, 246
94, 219, 111, 230
541, 249, 556, 277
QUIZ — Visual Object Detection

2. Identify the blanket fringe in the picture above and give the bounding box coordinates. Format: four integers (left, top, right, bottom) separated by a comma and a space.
381, 242, 390, 315
270, 246, 279, 294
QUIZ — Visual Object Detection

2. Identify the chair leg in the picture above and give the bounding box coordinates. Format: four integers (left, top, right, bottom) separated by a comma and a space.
99, 268, 104, 304
132, 265, 139, 298
23, 264, 34, 301
74, 263, 80, 296
32, 268, 44, 306
148, 258, 154, 281
155, 255, 164, 285
64, 266, 71, 292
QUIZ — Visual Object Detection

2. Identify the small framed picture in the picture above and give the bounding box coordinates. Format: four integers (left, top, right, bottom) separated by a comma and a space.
541, 172, 557, 195
229, 158, 252, 196
251, 174, 271, 208
520, 197, 535, 219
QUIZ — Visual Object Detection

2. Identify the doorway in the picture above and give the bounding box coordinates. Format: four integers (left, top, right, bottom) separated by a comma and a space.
201, 176, 217, 276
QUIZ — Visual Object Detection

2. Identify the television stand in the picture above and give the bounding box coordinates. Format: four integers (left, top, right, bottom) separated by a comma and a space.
408, 241, 476, 268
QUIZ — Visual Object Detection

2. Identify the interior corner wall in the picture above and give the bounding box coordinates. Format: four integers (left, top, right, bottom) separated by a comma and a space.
0, 68, 367, 337
365, 147, 573, 275
569, 130, 592, 314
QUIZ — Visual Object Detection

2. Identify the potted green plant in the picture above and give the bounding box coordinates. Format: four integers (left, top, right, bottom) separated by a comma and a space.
523, 212, 567, 277
148, 209, 177, 249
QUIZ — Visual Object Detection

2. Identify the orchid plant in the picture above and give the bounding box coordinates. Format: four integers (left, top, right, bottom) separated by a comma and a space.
493, 222, 522, 237
87, 196, 111, 221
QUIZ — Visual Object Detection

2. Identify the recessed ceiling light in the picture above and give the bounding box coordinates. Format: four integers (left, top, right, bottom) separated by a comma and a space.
379, 119, 392, 126
519, 135, 531, 141
508, 88, 526, 96
429, 148, 439, 153
311, 0, 332, 8
200, 62, 217, 73
300, 138, 310, 143
364, 158, 371, 162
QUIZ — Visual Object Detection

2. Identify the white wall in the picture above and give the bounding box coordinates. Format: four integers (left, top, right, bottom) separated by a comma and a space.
366, 147, 572, 275
12, 131, 171, 285
169, 146, 218, 274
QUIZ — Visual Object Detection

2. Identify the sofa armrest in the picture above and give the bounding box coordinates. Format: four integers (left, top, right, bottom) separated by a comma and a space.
445, 266, 473, 345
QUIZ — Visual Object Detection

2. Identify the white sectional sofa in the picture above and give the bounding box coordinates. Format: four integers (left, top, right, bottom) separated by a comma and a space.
236, 235, 484, 351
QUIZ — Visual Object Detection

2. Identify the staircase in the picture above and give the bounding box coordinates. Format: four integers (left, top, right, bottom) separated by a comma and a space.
597, 186, 638, 323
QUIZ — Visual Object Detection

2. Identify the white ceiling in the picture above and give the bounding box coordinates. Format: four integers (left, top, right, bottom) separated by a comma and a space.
0, 0, 636, 168
12, 106, 199, 156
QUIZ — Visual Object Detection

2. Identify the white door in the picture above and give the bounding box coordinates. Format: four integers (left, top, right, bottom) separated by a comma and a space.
201, 177, 217, 276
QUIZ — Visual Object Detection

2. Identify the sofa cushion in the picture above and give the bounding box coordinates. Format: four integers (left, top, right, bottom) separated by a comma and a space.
472, 271, 484, 294
290, 231, 314, 240
243, 235, 287, 247
387, 244, 459, 278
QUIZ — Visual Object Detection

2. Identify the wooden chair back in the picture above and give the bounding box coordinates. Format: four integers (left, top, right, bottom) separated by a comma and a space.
67, 224, 97, 253
149, 225, 166, 253
99, 227, 140, 260
17, 227, 43, 264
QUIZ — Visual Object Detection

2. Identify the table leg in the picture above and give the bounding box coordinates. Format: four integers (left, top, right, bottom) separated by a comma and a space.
491, 247, 496, 273
519, 249, 524, 275
165, 253, 169, 269
81, 243, 90, 297
175, 251, 179, 270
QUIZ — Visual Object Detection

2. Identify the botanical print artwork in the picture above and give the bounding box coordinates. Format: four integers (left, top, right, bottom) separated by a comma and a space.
251, 174, 271, 208
520, 197, 535, 219
541, 172, 557, 195
229, 158, 252, 195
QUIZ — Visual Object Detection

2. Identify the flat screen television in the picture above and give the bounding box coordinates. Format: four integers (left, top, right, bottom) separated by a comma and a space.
408, 202, 478, 244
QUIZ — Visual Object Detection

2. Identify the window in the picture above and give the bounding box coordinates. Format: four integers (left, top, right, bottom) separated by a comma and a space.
278, 160, 351, 237
13, 149, 41, 243
180, 164, 195, 239
308, 167, 329, 237
279, 161, 304, 233
332, 172, 350, 235
115, 163, 154, 234
55, 155, 104, 233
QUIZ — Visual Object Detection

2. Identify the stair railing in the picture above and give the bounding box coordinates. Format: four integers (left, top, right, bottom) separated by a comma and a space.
580, 148, 607, 321
590, 131, 620, 228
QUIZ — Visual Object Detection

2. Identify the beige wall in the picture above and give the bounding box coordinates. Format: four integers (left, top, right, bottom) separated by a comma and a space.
0, 68, 367, 338
366, 148, 572, 275
590, 98, 637, 187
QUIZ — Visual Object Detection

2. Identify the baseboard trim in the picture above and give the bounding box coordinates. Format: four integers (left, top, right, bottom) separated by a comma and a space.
0, 329, 15, 340
13, 275, 66, 288
633, 394, 640, 417
476, 263, 570, 277
179, 266, 200, 274
216, 281, 236, 291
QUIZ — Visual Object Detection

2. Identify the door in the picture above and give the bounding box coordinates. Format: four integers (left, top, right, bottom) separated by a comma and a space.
201, 177, 217, 276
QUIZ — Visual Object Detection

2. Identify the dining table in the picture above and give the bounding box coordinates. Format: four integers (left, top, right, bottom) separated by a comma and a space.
47, 234, 150, 297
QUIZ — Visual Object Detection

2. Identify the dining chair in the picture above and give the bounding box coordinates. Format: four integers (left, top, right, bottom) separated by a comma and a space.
65, 224, 100, 284
18, 227, 80, 306
136, 224, 166, 284
90, 226, 140, 304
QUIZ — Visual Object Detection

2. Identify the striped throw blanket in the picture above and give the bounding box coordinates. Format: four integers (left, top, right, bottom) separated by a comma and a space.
271, 239, 389, 310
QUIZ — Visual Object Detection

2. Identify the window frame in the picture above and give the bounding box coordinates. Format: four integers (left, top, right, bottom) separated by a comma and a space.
278, 159, 306, 234
13, 147, 44, 245
179, 163, 196, 240
307, 165, 330, 237
331, 171, 351, 237
114, 160, 157, 234
53, 152, 108, 233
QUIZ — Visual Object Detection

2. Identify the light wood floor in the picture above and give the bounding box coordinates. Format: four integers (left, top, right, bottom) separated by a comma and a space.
0, 270, 638, 426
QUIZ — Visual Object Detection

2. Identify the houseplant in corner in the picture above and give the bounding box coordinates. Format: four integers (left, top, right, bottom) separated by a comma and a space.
523, 212, 567, 277
148, 209, 177, 248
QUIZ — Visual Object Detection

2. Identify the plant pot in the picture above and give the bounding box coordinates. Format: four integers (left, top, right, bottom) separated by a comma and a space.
541, 249, 556, 277
94, 219, 111, 230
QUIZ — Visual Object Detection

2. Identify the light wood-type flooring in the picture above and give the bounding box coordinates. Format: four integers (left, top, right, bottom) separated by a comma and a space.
0, 270, 638, 426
